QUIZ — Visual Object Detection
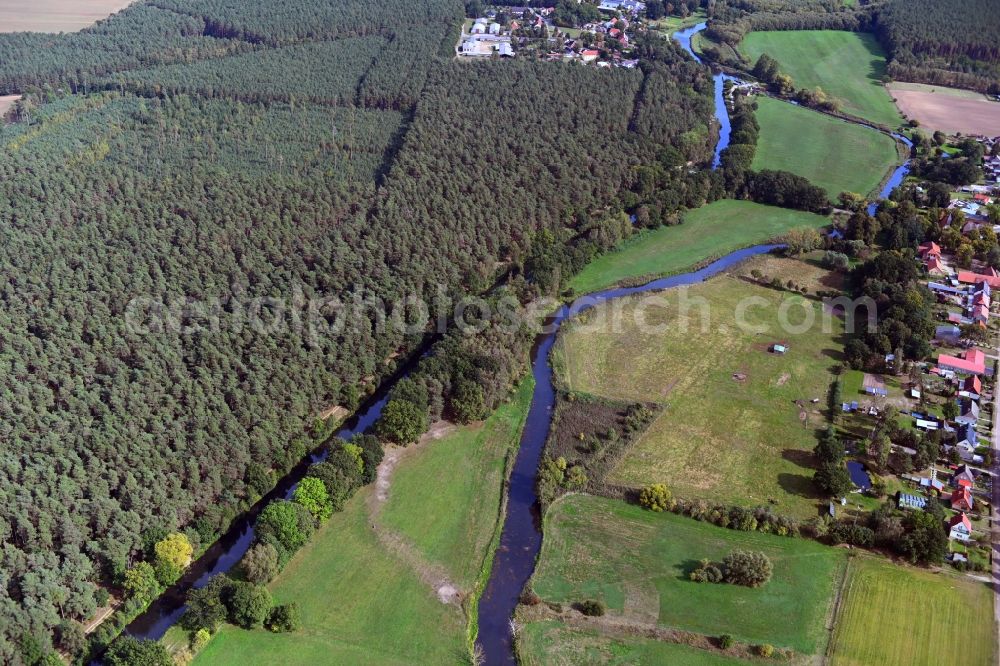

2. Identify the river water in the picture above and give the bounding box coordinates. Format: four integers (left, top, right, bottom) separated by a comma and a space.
126, 389, 395, 638
473, 244, 782, 664
128, 18, 908, 659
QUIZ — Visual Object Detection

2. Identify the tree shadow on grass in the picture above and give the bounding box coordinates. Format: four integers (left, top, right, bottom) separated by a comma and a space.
778, 472, 823, 500
782, 448, 816, 469
676, 559, 706, 581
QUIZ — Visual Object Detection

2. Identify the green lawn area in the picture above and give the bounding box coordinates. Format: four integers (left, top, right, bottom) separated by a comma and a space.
829, 556, 995, 666
532, 495, 846, 654
381, 378, 534, 588
568, 200, 829, 295
192, 379, 534, 665
651, 11, 705, 34
518, 620, 753, 666
753, 97, 900, 198
738, 30, 902, 127
556, 264, 844, 518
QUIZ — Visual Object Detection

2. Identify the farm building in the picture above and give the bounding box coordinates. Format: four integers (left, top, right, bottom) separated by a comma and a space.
937, 348, 988, 376
948, 513, 972, 541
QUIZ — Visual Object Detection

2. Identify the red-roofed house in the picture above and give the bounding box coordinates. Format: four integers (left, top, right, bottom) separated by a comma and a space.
948, 513, 972, 541
918, 241, 941, 258
938, 348, 988, 376
951, 486, 974, 511
608, 27, 620, 37
973, 193, 993, 204
957, 271, 1000, 289
973, 303, 990, 323
926, 256, 947, 276
953, 465, 976, 488
580, 49, 599, 62
964, 375, 982, 399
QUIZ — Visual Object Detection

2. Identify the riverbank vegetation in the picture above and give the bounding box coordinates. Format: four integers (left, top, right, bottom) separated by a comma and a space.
190, 379, 533, 664
752, 97, 900, 199
568, 200, 829, 294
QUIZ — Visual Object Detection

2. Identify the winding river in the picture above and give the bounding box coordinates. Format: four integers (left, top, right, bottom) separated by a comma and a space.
473, 244, 783, 664
127, 20, 911, 662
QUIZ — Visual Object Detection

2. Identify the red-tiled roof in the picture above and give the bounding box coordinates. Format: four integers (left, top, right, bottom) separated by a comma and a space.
949, 512, 972, 531
951, 487, 974, 510
957, 271, 1000, 288
965, 375, 983, 394
938, 353, 986, 375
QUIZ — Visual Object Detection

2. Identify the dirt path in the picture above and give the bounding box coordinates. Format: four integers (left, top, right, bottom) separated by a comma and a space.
366, 421, 462, 605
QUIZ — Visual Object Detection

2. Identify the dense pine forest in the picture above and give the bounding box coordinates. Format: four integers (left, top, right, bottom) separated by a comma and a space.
0, 0, 716, 660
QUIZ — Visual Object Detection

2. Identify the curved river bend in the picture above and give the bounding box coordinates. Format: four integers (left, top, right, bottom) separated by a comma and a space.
473, 244, 782, 664
128, 20, 910, 662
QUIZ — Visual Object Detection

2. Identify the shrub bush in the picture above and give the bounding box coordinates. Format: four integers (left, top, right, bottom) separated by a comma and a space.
723, 550, 773, 588
639, 483, 672, 512
719, 634, 734, 650
577, 599, 605, 617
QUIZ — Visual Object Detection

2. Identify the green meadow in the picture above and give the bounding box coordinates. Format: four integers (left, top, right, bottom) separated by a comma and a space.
192, 379, 534, 665
568, 200, 828, 295
532, 495, 846, 654
739, 30, 902, 127
752, 97, 900, 198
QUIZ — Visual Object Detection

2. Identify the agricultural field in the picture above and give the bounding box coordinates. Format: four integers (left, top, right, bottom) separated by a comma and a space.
0, 0, 133, 32
887, 82, 1000, 135
192, 380, 534, 665
568, 200, 829, 295
738, 30, 902, 128
735, 250, 845, 294
518, 621, 753, 666
556, 262, 844, 518
531, 495, 846, 655
753, 97, 900, 198
829, 556, 995, 666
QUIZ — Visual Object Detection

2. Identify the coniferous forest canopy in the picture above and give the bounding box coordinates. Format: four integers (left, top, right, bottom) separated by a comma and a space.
0, 0, 717, 659
707, 0, 1000, 93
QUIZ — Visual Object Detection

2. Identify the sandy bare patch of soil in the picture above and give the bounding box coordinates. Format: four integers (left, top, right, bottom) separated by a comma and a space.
0, 0, 135, 33
0, 94, 21, 119
888, 83, 1000, 135
776, 372, 790, 386
367, 421, 462, 606
317, 404, 348, 421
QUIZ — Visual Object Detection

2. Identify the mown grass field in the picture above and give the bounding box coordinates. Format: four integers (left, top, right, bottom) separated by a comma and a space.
568, 200, 829, 295
0, 0, 133, 32
519, 620, 753, 666
829, 557, 995, 666
532, 495, 846, 654
753, 97, 900, 198
556, 264, 843, 518
192, 379, 534, 665
738, 30, 902, 127
381, 378, 534, 588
